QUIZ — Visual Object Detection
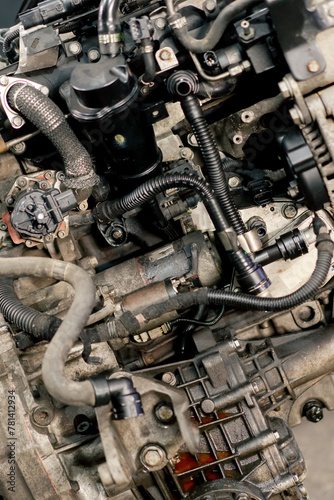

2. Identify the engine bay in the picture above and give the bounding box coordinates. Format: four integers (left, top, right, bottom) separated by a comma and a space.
1, 0, 334, 499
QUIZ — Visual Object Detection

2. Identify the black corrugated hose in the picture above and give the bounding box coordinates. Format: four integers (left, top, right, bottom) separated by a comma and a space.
181, 95, 246, 235
111, 217, 333, 334
7, 84, 99, 190
0, 278, 61, 341
95, 172, 230, 232
2, 29, 19, 63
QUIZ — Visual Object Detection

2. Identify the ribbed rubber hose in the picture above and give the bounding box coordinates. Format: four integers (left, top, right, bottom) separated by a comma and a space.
181, 96, 246, 235
166, 0, 262, 53
95, 172, 229, 232
0, 257, 96, 407
7, 84, 99, 190
3, 29, 19, 63
0, 278, 61, 341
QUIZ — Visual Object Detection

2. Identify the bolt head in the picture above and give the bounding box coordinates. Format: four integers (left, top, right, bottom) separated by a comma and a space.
289, 106, 302, 125
68, 41, 82, 56
32, 406, 54, 426
58, 230, 66, 239
88, 49, 100, 62
162, 372, 177, 385
155, 403, 175, 423
12, 116, 24, 128
303, 401, 324, 423
0, 76, 9, 86
201, 398, 215, 414
155, 17, 167, 30
307, 59, 320, 73
159, 49, 171, 61
278, 80, 291, 99
141, 445, 166, 469
228, 176, 241, 188
240, 110, 255, 123
112, 229, 123, 240
204, 0, 216, 12
282, 203, 298, 219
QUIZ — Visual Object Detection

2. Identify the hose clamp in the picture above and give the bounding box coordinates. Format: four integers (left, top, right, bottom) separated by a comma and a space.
98, 33, 123, 45
0, 76, 49, 129
142, 45, 154, 54
169, 16, 187, 30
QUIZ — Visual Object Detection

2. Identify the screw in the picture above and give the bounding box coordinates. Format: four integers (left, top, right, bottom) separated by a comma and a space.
303, 401, 324, 423
6, 196, 14, 205
141, 445, 165, 468
0, 76, 9, 86
180, 147, 193, 160
88, 48, 100, 62
78, 201, 88, 211
232, 133, 243, 145
187, 133, 198, 147
201, 398, 215, 414
159, 49, 171, 61
162, 372, 177, 386
32, 405, 54, 426
240, 110, 255, 123
57, 172, 66, 181
0, 222, 7, 231
204, 0, 216, 12
228, 176, 240, 188
307, 59, 320, 73
12, 116, 24, 128
17, 177, 27, 187
155, 17, 167, 30
44, 171, 53, 180
155, 403, 175, 423
11, 142, 26, 155
58, 230, 66, 239
25, 240, 34, 247
282, 203, 298, 219
68, 41, 82, 56
44, 234, 53, 243
40, 181, 48, 189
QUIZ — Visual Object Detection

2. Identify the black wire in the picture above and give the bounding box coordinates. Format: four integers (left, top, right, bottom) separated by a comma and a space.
171, 305, 225, 327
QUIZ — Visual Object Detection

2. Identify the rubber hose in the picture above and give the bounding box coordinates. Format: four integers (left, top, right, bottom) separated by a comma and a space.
181, 95, 246, 235
2, 29, 19, 63
7, 84, 99, 190
98, 0, 122, 55
0, 256, 96, 406
0, 278, 61, 341
141, 40, 156, 84
95, 172, 229, 232
167, 0, 262, 54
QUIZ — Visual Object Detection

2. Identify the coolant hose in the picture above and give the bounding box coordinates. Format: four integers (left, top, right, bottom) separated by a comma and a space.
95, 172, 230, 232
112, 217, 333, 333
7, 84, 99, 190
0, 278, 61, 341
166, 0, 262, 54
3, 29, 19, 63
181, 95, 246, 235
0, 257, 96, 406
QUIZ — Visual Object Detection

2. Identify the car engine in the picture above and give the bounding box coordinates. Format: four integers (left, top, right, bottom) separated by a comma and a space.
1, 0, 334, 498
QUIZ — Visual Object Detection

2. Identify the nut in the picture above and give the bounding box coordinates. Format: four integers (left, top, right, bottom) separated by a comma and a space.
140, 445, 166, 469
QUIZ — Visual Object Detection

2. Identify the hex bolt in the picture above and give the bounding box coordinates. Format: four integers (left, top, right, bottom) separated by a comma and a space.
162, 372, 177, 386
155, 17, 167, 30
303, 400, 324, 423
12, 116, 24, 128
17, 177, 27, 187
0, 76, 9, 86
25, 240, 34, 247
78, 201, 88, 211
6, 196, 14, 205
88, 48, 100, 62
44, 234, 53, 243
44, 171, 53, 180
40, 181, 48, 189
155, 403, 175, 423
57, 172, 66, 181
204, 0, 217, 12
68, 41, 82, 56
282, 203, 298, 219
58, 230, 66, 239
307, 59, 320, 73
0, 222, 7, 231
187, 133, 198, 147
278, 80, 292, 99
180, 147, 193, 159
141, 445, 166, 468
228, 176, 240, 188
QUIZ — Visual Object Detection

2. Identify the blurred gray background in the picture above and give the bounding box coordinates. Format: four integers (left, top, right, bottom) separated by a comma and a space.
293, 411, 334, 499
